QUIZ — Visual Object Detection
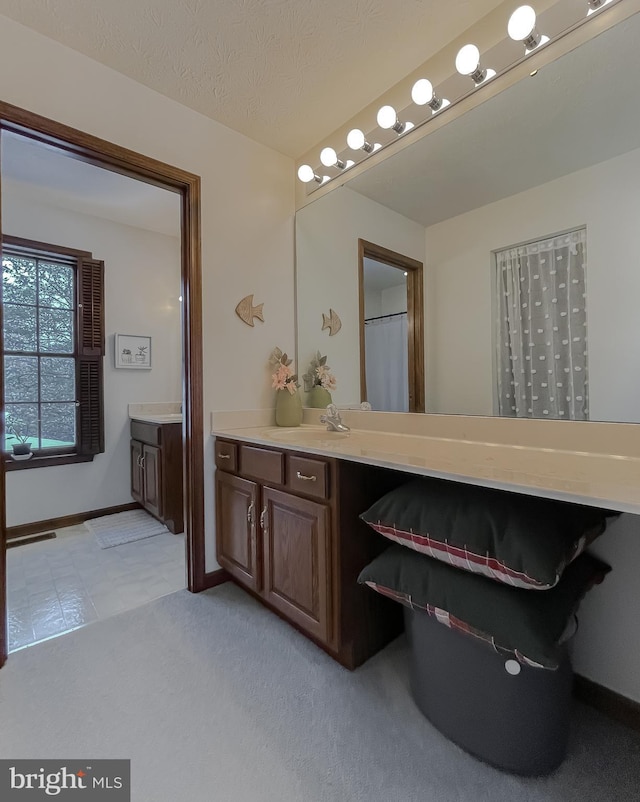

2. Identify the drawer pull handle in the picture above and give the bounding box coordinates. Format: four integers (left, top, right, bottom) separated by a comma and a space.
247, 502, 255, 525
260, 505, 268, 535
140, 456, 145, 469
218, 453, 231, 460
296, 471, 317, 482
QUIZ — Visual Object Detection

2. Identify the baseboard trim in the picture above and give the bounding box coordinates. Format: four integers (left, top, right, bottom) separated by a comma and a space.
7, 531, 56, 549
6, 502, 142, 540
574, 674, 640, 732
200, 568, 230, 591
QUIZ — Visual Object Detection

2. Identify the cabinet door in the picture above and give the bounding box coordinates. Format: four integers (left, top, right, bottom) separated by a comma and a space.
131, 440, 144, 504
261, 486, 330, 643
216, 472, 260, 592
143, 444, 163, 519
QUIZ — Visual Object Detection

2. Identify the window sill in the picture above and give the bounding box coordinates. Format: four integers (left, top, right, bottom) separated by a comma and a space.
5, 453, 94, 471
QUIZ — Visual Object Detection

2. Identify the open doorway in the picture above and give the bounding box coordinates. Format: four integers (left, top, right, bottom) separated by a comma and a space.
358, 239, 425, 412
3, 132, 187, 651
0, 104, 205, 668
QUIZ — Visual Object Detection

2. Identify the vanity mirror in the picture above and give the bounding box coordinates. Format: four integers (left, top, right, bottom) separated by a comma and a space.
295, 11, 640, 423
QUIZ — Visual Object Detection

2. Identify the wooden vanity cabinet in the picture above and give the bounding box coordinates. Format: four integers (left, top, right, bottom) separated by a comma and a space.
216, 471, 261, 592
215, 437, 404, 669
130, 420, 184, 534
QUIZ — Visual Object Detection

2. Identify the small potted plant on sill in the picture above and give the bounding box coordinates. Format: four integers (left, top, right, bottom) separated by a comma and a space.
5, 415, 34, 461
303, 351, 337, 408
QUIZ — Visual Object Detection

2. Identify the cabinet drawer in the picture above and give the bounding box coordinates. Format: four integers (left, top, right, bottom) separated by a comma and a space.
130, 420, 161, 446
215, 440, 237, 472
288, 455, 329, 500
239, 445, 284, 485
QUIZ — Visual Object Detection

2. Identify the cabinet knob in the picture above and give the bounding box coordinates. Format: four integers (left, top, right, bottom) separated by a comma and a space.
296, 471, 317, 482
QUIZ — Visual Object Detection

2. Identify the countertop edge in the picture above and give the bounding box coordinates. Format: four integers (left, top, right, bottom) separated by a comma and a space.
211, 426, 640, 515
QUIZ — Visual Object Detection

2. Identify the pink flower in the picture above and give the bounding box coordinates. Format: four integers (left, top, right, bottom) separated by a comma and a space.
272, 362, 299, 393
317, 365, 337, 391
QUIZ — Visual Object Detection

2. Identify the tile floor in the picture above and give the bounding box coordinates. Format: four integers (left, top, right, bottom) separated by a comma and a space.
6, 522, 185, 652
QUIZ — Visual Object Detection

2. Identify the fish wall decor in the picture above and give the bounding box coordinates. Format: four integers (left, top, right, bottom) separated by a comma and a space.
235, 295, 265, 327
321, 309, 342, 336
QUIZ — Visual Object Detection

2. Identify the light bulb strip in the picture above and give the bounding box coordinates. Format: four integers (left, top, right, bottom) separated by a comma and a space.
298, 0, 621, 190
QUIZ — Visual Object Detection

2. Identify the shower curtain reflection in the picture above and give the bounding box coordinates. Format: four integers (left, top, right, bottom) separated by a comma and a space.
364, 313, 409, 412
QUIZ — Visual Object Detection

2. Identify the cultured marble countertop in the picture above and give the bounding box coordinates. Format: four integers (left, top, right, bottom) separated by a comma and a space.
212, 424, 640, 515
130, 414, 183, 425
128, 402, 182, 425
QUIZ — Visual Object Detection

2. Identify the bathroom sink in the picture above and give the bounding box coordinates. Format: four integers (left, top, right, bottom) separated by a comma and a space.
266, 428, 350, 445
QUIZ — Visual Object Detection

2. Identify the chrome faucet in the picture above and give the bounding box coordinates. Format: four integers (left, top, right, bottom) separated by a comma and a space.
319, 404, 350, 433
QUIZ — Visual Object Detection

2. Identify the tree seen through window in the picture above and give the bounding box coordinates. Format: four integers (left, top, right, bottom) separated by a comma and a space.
2, 250, 77, 452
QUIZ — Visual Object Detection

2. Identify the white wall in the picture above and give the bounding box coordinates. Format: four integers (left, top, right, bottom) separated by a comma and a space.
296, 187, 424, 405
4, 187, 182, 527
425, 146, 640, 703
0, 14, 295, 570
381, 284, 407, 316
426, 146, 640, 422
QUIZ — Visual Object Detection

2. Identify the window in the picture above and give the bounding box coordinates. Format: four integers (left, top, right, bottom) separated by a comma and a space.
495, 228, 588, 421
1, 236, 105, 467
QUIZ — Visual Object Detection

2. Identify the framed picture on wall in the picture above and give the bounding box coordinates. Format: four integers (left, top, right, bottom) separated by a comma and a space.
115, 333, 152, 369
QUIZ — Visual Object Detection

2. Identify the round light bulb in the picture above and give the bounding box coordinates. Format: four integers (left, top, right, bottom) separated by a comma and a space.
377, 105, 397, 130
455, 44, 481, 76
297, 164, 315, 183
320, 147, 338, 167
508, 6, 537, 41
411, 78, 434, 106
347, 128, 365, 150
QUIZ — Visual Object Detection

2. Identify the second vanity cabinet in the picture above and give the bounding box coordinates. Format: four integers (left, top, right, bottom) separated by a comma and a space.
215, 437, 405, 668
131, 420, 184, 534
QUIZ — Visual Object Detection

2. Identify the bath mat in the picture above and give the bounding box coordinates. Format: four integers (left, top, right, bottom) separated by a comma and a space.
87, 509, 169, 549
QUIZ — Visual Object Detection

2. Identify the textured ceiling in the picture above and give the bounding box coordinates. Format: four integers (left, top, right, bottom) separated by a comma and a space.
0, 0, 506, 157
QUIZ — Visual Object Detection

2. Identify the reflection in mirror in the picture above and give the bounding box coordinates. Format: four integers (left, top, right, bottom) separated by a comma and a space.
363, 258, 408, 412
295, 13, 640, 423
358, 240, 424, 412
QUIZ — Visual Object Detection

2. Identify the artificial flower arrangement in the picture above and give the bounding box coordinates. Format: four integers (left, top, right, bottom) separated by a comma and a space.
269, 347, 300, 395
302, 351, 337, 393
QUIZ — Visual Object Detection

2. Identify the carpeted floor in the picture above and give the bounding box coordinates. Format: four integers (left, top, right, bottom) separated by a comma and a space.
0, 583, 638, 802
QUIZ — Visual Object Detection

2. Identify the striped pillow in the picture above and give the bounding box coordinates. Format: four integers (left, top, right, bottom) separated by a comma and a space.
360, 478, 609, 590
358, 545, 610, 669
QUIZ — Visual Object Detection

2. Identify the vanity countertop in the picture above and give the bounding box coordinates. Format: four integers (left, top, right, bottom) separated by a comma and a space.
211, 424, 640, 515
128, 402, 182, 425
130, 414, 183, 425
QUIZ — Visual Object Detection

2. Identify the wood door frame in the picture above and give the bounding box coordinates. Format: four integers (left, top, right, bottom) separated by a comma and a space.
0, 101, 205, 668
358, 239, 425, 412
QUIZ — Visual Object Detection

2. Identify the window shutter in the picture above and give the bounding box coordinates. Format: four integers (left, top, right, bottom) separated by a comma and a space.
79, 258, 105, 356
77, 258, 105, 455
77, 356, 104, 455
